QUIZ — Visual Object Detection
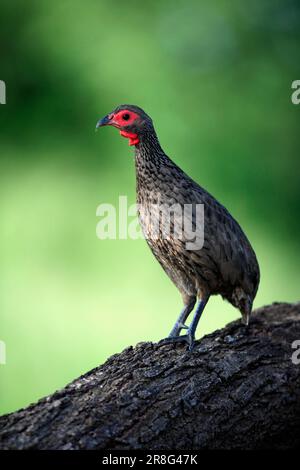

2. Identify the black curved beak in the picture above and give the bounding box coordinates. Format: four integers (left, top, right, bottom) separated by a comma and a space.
96, 114, 110, 130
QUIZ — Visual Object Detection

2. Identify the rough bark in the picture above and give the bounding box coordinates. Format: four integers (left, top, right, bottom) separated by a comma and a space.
0, 302, 300, 450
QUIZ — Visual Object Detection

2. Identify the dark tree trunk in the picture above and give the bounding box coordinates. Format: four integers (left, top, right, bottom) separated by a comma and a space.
0, 302, 300, 450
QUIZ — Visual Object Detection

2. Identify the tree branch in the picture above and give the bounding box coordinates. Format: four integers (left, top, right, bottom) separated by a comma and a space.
1, 302, 300, 450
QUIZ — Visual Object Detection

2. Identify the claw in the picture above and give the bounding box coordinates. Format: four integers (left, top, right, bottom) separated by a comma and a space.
158, 330, 195, 351
158, 335, 187, 346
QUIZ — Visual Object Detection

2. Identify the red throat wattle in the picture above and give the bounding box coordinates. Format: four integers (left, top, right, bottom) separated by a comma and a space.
120, 130, 139, 146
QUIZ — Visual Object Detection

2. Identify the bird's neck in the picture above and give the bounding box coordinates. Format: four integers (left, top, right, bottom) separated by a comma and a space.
134, 130, 182, 205
135, 129, 174, 172
135, 129, 163, 160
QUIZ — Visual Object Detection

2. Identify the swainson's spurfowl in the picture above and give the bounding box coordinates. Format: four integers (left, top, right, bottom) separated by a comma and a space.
96, 105, 260, 350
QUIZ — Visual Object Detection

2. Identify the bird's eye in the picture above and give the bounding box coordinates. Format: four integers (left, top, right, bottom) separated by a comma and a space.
122, 113, 130, 121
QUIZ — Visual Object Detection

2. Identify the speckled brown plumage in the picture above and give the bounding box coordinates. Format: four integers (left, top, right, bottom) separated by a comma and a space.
97, 105, 260, 348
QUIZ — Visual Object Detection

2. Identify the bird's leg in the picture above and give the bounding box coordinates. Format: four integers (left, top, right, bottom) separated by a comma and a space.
185, 295, 210, 350
159, 295, 209, 350
168, 299, 196, 338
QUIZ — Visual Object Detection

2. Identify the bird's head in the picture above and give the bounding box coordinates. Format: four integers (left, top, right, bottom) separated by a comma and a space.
96, 104, 153, 146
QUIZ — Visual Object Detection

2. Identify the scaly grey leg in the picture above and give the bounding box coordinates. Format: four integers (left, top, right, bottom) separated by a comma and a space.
168, 297, 196, 338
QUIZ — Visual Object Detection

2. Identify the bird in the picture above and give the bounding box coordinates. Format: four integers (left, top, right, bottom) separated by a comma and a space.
96, 104, 260, 350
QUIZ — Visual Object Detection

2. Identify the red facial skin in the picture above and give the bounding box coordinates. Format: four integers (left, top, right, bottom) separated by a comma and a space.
109, 110, 140, 146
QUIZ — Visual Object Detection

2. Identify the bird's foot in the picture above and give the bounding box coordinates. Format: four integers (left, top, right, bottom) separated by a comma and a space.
158, 330, 195, 351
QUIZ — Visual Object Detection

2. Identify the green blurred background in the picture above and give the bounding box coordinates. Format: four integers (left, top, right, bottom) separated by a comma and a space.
0, 0, 299, 416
